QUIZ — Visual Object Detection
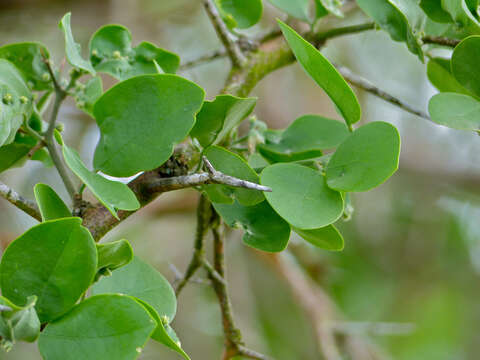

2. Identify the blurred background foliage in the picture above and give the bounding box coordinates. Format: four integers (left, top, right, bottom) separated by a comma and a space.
0, 0, 480, 359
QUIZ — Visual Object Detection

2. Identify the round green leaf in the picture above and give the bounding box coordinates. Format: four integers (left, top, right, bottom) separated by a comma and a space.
34, 183, 71, 221
204, 146, 264, 206
326, 121, 400, 192
74, 76, 103, 116
38, 294, 156, 360
213, 200, 291, 252
441, 0, 480, 35
89, 24, 179, 80
92, 256, 177, 323
93, 74, 205, 177
59, 13, 95, 75
261, 163, 344, 230
427, 57, 473, 95
294, 225, 344, 251
258, 115, 349, 163
0, 218, 97, 322
0, 42, 52, 91
428, 92, 480, 131
278, 21, 361, 127
451, 36, 480, 97
215, 0, 263, 29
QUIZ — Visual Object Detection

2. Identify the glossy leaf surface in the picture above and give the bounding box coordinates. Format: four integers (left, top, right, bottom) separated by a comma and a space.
429, 92, 480, 131
89, 24, 179, 80
326, 122, 400, 192
213, 200, 291, 252
0, 218, 97, 322
34, 183, 71, 221
93, 74, 204, 177
261, 163, 344, 229
258, 115, 349, 162
278, 21, 361, 126
38, 294, 156, 360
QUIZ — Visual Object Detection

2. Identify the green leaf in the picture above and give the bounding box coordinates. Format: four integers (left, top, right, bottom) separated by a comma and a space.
58, 13, 96, 75
0, 143, 31, 173
261, 163, 344, 230
428, 92, 480, 131
93, 74, 204, 177
215, 0, 263, 29
326, 121, 400, 192
268, 0, 310, 22
34, 183, 71, 221
441, 0, 480, 35
294, 225, 344, 251
191, 94, 256, 148
420, 0, 453, 23
91, 256, 186, 357
451, 36, 480, 97
136, 299, 190, 360
0, 218, 97, 323
356, 0, 424, 61
0, 59, 34, 147
38, 294, 156, 360
96, 239, 134, 275
204, 146, 264, 206
427, 57, 473, 95
62, 142, 140, 219
278, 21, 361, 127
0, 42, 52, 91
92, 256, 177, 326
315, 0, 343, 18
0, 295, 40, 350
258, 115, 349, 163
213, 200, 291, 252
89, 25, 180, 80
73, 76, 103, 116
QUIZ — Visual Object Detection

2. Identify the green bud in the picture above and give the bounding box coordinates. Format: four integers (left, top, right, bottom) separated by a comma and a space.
42, 73, 50, 81
19, 96, 29, 104
55, 122, 65, 132
160, 315, 170, 325
91, 49, 99, 57
2, 93, 13, 104
113, 50, 122, 59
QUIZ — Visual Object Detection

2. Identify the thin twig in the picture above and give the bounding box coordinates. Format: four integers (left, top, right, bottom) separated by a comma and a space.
27, 141, 46, 159
203, 0, 246, 68
335, 65, 431, 121
314, 22, 376, 46
42, 57, 77, 201
175, 194, 212, 296
0, 181, 42, 221
422, 35, 460, 47
147, 157, 271, 193
180, 50, 226, 70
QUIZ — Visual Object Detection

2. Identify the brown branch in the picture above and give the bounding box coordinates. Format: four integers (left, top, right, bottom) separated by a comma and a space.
335, 65, 431, 120
207, 219, 268, 360
0, 181, 42, 222
422, 35, 460, 47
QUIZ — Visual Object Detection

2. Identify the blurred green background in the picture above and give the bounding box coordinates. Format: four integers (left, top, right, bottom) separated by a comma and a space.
1, 0, 480, 359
